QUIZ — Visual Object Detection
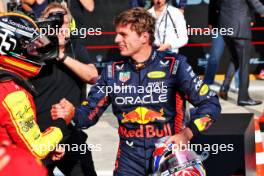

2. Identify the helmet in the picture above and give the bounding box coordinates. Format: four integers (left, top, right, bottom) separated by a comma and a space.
0, 12, 58, 78
152, 138, 206, 176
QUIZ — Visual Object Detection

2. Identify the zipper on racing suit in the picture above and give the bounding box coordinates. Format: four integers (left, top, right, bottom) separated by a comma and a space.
138, 65, 149, 175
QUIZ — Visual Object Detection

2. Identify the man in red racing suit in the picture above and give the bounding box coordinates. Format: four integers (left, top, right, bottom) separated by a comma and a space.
0, 70, 69, 160
0, 12, 72, 160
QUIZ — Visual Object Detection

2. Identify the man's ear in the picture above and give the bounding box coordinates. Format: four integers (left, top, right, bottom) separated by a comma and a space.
140, 31, 150, 44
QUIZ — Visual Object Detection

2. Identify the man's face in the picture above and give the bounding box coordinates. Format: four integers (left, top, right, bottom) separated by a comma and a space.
45, 8, 70, 46
114, 24, 146, 57
153, 0, 167, 7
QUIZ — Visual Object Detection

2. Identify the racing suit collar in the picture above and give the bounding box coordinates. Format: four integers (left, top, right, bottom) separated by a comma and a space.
129, 48, 158, 71
0, 69, 38, 96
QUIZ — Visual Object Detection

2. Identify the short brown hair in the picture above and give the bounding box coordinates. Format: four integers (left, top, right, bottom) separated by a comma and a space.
114, 7, 155, 44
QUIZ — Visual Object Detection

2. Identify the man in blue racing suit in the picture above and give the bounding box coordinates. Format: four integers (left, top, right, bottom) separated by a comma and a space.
51, 7, 221, 176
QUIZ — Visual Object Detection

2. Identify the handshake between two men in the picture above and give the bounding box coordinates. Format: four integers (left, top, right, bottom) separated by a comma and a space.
51, 98, 76, 124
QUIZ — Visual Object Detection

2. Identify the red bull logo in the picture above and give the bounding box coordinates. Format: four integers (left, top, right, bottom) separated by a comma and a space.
122, 107, 166, 124
118, 123, 172, 138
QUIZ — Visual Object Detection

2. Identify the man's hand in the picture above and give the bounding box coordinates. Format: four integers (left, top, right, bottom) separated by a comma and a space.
51, 98, 75, 124
157, 43, 171, 51
164, 127, 193, 149
50, 146, 65, 161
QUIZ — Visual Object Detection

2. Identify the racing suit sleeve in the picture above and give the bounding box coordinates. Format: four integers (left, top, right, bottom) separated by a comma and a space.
175, 55, 221, 136
2, 90, 68, 160
74, 66, 111, 128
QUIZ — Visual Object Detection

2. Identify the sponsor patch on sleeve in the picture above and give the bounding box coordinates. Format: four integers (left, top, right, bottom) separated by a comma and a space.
81, 101, 89, 106
194, 116, 212, 132
199, 84, 209, 96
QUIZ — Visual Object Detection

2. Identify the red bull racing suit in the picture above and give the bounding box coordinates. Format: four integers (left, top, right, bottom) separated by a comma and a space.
74, 50, 221, 175
0, 70, 69, 160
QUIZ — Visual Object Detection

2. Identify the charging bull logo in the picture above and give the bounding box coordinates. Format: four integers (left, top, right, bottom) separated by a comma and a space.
122, 107, 165, 124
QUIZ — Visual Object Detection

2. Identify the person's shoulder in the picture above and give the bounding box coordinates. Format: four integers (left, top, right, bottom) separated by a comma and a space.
67, 39, 91, 62
102, 59, 127, 76
157, 51, 187, 69
158, 51, 187, 62
156, 51, 188, 75
175, 53, 187, 62
69, 38, 84, 50
168, 5, 183, 15
104, 58, 126, 67
148, 6, 155, 13
102, 59, 127, 79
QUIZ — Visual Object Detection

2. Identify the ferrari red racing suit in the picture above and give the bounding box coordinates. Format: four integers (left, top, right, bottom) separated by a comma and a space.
0, 70, 68, 159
